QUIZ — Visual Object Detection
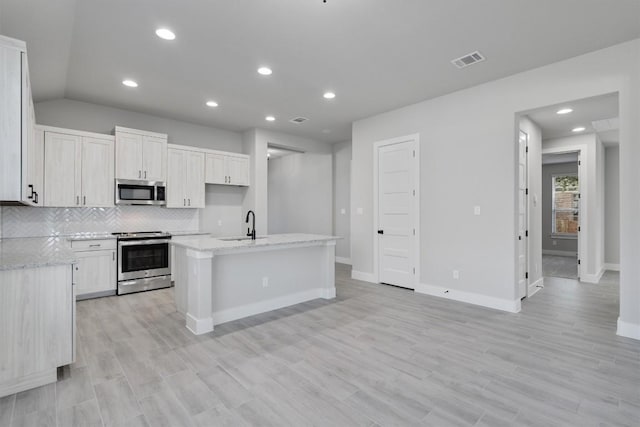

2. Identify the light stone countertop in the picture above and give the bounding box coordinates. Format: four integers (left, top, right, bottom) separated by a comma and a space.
66, 232, 117, 241
170, 233, 339, 254
0, 236, 77, 271
168, 231, 210, 237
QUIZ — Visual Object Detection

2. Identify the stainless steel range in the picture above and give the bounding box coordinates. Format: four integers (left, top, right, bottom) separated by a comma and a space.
112, 231, 172, 295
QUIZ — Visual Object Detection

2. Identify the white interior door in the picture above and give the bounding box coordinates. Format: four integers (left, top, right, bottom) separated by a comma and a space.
518, 130, 528, 298
377, 139, 416, 289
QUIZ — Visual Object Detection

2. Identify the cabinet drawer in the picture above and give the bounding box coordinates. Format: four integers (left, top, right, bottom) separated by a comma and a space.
70, 239, 116, 251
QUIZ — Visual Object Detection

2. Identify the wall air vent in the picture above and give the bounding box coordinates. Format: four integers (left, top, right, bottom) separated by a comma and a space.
451, 51, 485, 69
591, 117, 619, 132
289, 117, 309, 124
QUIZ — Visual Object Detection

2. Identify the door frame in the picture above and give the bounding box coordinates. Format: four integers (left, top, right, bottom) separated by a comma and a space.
518, 129, 529, 298
372, 133, 421, 288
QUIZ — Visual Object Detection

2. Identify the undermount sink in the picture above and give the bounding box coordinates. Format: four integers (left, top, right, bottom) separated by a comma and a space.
218, 236, 267, 242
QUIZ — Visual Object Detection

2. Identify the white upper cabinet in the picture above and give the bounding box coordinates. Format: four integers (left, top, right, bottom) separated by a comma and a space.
115, 127, 167, 181
205, 152, 249, 186
167, 146, 204, 208
0, 35, 43, 205
81, 137, 115, 207
44, 128, 114, 208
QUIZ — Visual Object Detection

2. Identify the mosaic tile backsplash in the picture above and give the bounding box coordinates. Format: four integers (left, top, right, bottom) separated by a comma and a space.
0, 206, 199, 238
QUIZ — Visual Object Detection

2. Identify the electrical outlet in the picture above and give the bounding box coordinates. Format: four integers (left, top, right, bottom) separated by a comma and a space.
262, 277, 269, 288
474, 206, 481, 216
356, 207, 363, 215
217, 219, 222, 226
453, 270, 459, 279
552, 240, 557, 246
340, 208, 346, 215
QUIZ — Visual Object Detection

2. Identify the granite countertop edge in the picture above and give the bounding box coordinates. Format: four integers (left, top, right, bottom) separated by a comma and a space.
170, 234, 340, 253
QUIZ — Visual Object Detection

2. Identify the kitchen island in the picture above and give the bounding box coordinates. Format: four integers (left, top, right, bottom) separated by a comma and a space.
171, 234, 338, 334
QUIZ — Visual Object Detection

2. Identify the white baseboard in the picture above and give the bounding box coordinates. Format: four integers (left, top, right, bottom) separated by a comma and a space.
335, 256, 352, 265
617, 318, 640, 341
542, 249, 577, 257
528, 277, 544, 297
415, 283, 521, 313
604, 263, 620, 271
351, 270, 377, 283
581, 267, 605, 284
211, 287, 334, 326
186, 313, 214, 335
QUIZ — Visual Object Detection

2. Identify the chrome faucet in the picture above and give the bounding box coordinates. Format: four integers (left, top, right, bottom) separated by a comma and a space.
245, 210, 256, 240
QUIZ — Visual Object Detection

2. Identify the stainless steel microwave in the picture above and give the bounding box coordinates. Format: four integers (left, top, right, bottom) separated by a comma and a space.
115, 179, 166, 206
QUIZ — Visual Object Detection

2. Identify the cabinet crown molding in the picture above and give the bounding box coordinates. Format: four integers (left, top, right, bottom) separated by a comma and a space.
114, 126, 168, 140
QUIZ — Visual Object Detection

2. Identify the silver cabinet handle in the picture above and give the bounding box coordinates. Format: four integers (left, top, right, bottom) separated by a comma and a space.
139, 170, 142, 178
89, 244, 101, 248
83, 195, 86, 205
112, 252, 115, 261
183, 198, 186, 206
188, 198, 191, 206
76, 195, 79, 205
144, 171, 147, 179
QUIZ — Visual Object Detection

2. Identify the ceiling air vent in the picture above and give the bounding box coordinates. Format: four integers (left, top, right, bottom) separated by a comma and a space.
451, 51, 485, 69
289, 117, 309, 124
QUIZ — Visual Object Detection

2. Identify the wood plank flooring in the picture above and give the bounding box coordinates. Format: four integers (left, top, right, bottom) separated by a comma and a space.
542, 254, 578, 279
1, 265, 638, 426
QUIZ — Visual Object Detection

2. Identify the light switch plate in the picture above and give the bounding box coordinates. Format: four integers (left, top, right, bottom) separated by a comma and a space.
340, 208, 346, 215
357, 208, 363, 215
474, 206, 481, 216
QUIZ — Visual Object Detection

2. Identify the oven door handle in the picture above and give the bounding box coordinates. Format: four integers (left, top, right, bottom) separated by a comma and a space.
118, 239, 171, 246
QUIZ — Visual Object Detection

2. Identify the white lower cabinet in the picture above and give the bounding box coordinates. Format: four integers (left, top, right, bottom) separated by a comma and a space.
167, 146, 205, 208
0, 264, 74, 397
71, 239, 117, 299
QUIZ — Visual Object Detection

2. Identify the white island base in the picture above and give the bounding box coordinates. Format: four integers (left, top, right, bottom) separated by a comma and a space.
172, 234, 338, 335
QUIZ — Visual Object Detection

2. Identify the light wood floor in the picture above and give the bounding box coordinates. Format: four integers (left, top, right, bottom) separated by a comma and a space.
1, 264, 639, 426
542, 254, 578, 279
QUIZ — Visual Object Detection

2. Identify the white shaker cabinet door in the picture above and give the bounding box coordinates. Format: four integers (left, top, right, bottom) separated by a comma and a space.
167, 148, 186, 208
205, 152, 226, 184
44, 132, 81, 207
186, 150, 205, 208
227, 155, 249, 186
115, 132, 143, 180
81, 137, 114, 207
142, 136, 167, 181
74, 250, 116, 297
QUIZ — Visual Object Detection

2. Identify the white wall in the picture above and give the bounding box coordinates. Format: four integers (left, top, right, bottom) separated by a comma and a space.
333, 141, 351, 262
605, 146, 620, 266
519, 117, 542, 287
35, 99, 244, 152
541, 162, 579, 255
351, 38, 640, 338
244, 128, 333, 237
268, 152, 332, 235
199, 186, 247, 237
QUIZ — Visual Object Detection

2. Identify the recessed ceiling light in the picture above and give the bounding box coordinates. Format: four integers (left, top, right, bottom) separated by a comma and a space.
557, 108, 573, 115
205, 100, 218, 107
257, 67, 272, 76
265, 115, 276, 122
122, 79, 138, 88
155, 28, 176, 40
323, 91, 336, 99
572, 126, 586, 133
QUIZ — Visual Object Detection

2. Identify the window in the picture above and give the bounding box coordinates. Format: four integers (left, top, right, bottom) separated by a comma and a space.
552, 174, 579, 235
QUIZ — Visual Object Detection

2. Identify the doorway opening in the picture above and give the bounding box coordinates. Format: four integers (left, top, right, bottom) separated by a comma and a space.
516, 92, 620, 302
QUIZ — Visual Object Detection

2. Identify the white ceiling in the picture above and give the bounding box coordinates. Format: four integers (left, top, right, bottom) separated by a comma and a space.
2, 0, 639, 143
525, 93, 619, 142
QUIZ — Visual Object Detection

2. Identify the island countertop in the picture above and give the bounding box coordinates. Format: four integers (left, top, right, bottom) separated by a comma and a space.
0, 237, 77, 271
170, 233, 339, 253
